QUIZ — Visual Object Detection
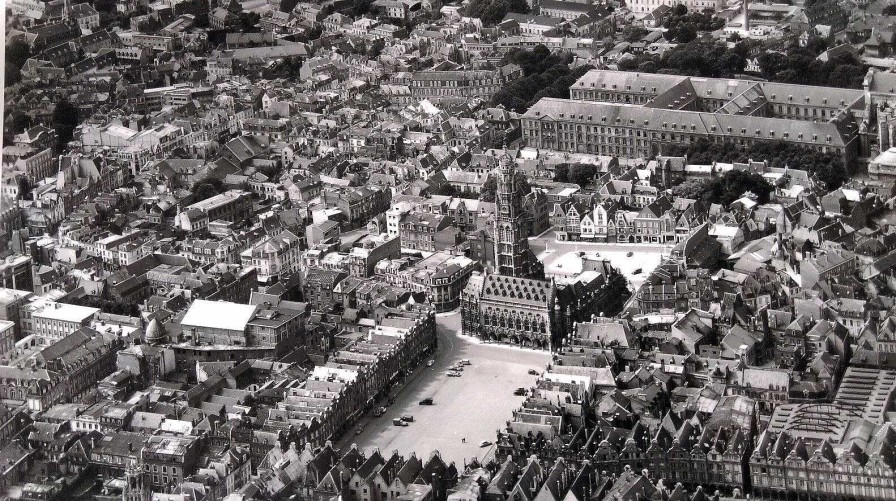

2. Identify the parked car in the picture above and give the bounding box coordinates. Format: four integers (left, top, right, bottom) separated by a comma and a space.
400, 415, 414, 422
373, 407, 386, 417
479, 440, 492, 447
461, 359, 471, 365
419, 398, 434, 405
447, 371, 461, 377
426, 359, 434, 367
528, 369, 539, 375
627, 251, 634, 257
355, 426, 364, 435
386, 397, 395, 406
393, 419, 408, 427
514, 388, 526, 396
633, 268, 643, 275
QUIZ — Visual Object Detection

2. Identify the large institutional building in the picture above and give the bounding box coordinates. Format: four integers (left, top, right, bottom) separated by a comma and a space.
522, 69, 896, 171
461, 152, 620, 349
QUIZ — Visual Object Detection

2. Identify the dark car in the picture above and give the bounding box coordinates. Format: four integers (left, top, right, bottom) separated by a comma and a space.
514, 388, 527, 396
400, 415, 414, 422
633, 268, 643, 275
393, 419, 408, 427
373, 407, 385, 417
528, 369, 539, 375
419, 397, 434, 405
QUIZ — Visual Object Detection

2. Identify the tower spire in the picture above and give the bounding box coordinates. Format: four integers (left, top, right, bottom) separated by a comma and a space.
493, 145, 537, 278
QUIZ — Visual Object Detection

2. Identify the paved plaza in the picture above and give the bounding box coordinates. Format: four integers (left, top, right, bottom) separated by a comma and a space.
339, 311, 550, 467
529, 230, 667, 289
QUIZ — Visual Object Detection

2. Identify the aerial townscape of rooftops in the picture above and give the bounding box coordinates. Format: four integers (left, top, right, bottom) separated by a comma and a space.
6, 0, 896, 499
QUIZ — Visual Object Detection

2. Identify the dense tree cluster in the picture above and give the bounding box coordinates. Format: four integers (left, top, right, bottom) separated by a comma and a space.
69, 295, 141, 317
701, 170, 773, 206
463, 0, 529, 26
756, 47, 865, 89
672, 171, 773, 207
554, 163, 599, 188
621, 25, 648, 43
52, 99, 80, 153
479, 172, 532, 202
665, 138, 849, 190
662, 5, 724, 43
6, 39, 31, 87
191, 177, 227, 202
618, 39, 748, 78
492, 45, 593, 112
884, 4, 896, 15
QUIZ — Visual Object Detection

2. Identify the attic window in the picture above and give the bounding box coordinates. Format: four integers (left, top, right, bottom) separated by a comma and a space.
601, 84, 606, 88
711, 126, 717, 132
798, 133, 803, 140
601, 116, 607, 122
707, 90, 712, 95
590, 83, 594, 87
560, 113, 564, 118
823, 98, 828, 105
755, 129, 761, 136
588, 115, 593, 121
662, 122, 667, 129
826, 135, 831, 142
741, 128, 746, 134
727, 127, 732, 133
535, 111, 540, 116
813, 134, 818, 141
771, 94, 776, 99
783, 132, 789, 139
788, 95, 793, 101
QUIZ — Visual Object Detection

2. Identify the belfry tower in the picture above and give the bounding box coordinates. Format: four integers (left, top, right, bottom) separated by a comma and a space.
494, 150, 539, 278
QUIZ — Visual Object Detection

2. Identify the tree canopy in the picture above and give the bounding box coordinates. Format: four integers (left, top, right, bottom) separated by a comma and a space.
701, 170, 773, 206
757, 46, 866, 88
463, 0, 529, 26
6, 39, 31, 87
52, 98, 80, 152
618, 39, 748, 78
662, 6, 724, 43
191, 177, 227, 202
665, 138, 848, 190
492, 45, 593, 112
